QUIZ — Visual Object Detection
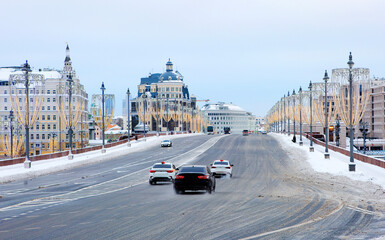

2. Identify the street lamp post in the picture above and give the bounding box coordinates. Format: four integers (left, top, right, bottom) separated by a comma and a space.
142, 91, 148, 140
323, 70, 330, 159
348, 52, 355, 171
283, 95, 286, 133
299, 87, 303, 146
51, 132, 57, 153
67, 74, 74, 160
292, 89, 296, 140
127, 88, 131, 147
287, 91, 291, 136
23, 61, 32, 168
101, 82, 106, 153
309, 81, 314, 152
9, 110, 14, 158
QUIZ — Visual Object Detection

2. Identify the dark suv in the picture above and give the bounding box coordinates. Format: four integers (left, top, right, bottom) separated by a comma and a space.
173, 165, 216, 194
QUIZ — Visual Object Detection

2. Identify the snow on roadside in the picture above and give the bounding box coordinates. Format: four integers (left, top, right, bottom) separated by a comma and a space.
0, 133, 203, 184
271, 133, 385, 190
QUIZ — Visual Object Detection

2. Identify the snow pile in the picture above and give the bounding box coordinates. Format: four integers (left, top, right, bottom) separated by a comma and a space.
0, 133, 203, 184
271, 133, 385, 190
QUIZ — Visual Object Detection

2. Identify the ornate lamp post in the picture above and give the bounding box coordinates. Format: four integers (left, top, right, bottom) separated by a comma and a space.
347, 52, 355, 171
309, 81, 314, 152
287, 91, 291, 136
292, 89, 296, 139
67, 74, 74, 159
323, 70, 330, 159
23, 61, 32, 168
283, 95, 286, 133
127, 88, 131, 147
101, 82, 106, 152
299, 87, 303, 146
9, 110, 14, 158
142, 91, 148, 139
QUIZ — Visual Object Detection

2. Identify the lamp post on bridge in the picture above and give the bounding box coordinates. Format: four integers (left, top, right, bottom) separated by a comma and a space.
348, 52, 356, 172
309, 81, 314, 152
9, 110, 14, 158
299, 87, 303, 146
323, 70, 330, 159
127, 88, 131, 147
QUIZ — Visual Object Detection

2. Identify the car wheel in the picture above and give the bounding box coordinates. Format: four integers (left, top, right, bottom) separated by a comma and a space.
149, 180, 154, 185
230, 173, 233, 178
207, 187, 212, 194
175, 189, 182, 194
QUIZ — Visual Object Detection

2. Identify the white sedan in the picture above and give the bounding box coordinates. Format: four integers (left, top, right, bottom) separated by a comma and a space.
210, 160, 233, 177
149, 162, 178, 184
161, 139, 172, 147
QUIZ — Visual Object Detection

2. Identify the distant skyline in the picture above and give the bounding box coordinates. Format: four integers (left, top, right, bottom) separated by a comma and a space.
1, 0, 385, 116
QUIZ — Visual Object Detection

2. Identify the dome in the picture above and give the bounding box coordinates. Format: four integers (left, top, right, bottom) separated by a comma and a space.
159, 59, 183, 81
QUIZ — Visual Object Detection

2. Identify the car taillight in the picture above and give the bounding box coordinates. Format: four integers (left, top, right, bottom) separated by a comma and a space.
176, 175, 184, 179
166, 170, 173, 173
211, 166, 216, 168
226, 167, 231, 169
150, 170, 156, 173
198, 175, 209, 179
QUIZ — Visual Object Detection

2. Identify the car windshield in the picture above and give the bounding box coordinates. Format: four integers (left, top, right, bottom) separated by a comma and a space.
162, 140, 170, 143
179, 166, 206, 173
153, 164, 172, 169
214, 161, 229, 165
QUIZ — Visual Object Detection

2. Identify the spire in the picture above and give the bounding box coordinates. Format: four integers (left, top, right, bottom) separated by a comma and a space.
65, 43, 71, 62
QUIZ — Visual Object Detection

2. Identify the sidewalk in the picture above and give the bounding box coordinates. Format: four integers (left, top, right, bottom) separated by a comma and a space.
271, 133, 385, 190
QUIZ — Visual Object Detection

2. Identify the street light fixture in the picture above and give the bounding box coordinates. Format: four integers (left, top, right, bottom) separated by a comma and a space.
309, 81, 314, 152
9, 110, 14, 158
127, 88, 131, 147
292, 89, 296, 140
67, 74, 74, 159
23, 61, 32, 168
142, 91, 148, 140
101, 82, 106, 153
283, 94, 286, 133
347, 52, 355, 171
299, 87, 303, 146
287, 91, 291, 136
323, 70, 330, 159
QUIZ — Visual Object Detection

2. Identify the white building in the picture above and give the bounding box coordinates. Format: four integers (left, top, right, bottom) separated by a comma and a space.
0, 45, 89, 156
201, 102, 256, 134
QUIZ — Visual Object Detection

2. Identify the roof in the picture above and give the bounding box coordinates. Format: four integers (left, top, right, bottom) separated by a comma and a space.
201, 102, 247, 112
0, 67, 62, 81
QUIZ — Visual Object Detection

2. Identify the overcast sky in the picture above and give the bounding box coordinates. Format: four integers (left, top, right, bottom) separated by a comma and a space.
1, 0, 385, 116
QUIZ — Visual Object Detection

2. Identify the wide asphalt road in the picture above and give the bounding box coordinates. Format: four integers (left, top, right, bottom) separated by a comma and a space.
1, 134, 385, 239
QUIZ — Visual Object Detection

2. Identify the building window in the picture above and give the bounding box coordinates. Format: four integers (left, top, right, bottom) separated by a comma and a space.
36, 134, 40, 140
53, 115, 56, 120
42, 124, 45, 130
53, 98, 56, 102
4, 98, 7, 102
42, 144, 45, 149
42, 115, 45, 120
4, 106, 7, 110
31, 134, 34, 140
47, 98, 50, 102
42, 134, 45, 140
36, 124, 40, 130
53, 90, 56, 94
42, 106, 45, 110
48, 106, 50, 110
47, 90, 50, 94
48, 124, 51, 130
53, 124, 56, 130
53, 106, 56, 110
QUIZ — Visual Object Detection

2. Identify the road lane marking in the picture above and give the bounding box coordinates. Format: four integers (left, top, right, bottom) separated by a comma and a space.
24, 227, 41, 230
239, 203, 344, 240
51, 224, 67, 228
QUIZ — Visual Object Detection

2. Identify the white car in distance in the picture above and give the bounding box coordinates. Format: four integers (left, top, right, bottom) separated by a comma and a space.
149, 162, 178, 185
210, 160, 233, 177
161, 139, 172, 147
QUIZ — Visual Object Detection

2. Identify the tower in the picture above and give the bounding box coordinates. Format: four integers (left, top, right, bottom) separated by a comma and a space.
63, 44, 76, 78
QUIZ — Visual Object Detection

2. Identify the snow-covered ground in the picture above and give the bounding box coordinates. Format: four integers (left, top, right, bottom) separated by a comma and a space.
0, 133, 203, 184
271, 133, 385, 190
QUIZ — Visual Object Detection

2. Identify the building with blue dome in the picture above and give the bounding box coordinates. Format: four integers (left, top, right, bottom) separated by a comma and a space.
125, 59, 203, 133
